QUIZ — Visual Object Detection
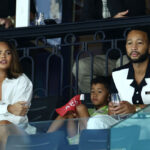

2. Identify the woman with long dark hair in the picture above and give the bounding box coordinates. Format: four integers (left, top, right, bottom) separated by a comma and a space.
0, 41, 35, 133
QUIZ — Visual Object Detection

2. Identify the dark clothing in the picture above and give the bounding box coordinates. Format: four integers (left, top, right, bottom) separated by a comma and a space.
111, 59, 150, 104
81, 0, 146, 21
0, 0, 16, 18
0, 0, 36, 18
107, 0, 146, 17
80, 0, 102, 21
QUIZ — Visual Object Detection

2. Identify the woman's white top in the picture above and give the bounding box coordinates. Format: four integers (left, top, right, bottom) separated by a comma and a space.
0, 73, 36, 134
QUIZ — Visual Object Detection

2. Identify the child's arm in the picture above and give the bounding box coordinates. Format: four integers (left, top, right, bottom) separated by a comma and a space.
76, 104, 90, 130
47, 104, 90, 133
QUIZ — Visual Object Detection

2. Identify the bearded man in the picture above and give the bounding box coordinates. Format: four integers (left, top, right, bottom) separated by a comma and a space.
109, 27, 150, 115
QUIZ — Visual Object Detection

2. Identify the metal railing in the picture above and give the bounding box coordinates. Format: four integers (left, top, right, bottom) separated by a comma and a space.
1, 15, 150, 97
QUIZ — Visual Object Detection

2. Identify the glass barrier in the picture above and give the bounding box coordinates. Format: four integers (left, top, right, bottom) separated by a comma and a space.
3, 107, 150, 150
110, 105, 150, 150
1, 116, 117, 150
0, 121, 26, 150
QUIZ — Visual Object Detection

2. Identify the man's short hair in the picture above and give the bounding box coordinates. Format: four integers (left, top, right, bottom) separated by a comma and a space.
91, 76, 111, 91
125, 26, 150, 42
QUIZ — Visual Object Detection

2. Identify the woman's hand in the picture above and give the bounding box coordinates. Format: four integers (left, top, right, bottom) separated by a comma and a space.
7, 101, 29, 116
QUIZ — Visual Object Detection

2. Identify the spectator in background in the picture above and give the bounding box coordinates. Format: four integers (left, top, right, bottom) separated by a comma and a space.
72, 0, 125, 93
72, 0, 112, 94
0, 0, 16, 28
80, 0, 110, 20
145, 0, 150, 15
107, 0, 146, 18
80, 0, 147, 20
0, 0, 36, 28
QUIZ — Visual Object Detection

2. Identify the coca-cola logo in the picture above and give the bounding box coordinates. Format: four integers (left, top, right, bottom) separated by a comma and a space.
65, 99, 80, 110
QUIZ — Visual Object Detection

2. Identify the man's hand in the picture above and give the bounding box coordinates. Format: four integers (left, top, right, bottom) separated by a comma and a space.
0, 18, 13, 29
108, 101, 136, 115
113, 10, 129, 18
7, 101, 29, 116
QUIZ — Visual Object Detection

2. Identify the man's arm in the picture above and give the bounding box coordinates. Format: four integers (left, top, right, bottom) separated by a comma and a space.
108, 101, 147, 115
113, 10, 129, 18
107, 0, 129, 18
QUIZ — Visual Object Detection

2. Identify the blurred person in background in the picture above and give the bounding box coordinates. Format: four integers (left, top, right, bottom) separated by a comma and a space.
107, 0, 146, 18
0, 0, 16, 28
0, 0, 36, 28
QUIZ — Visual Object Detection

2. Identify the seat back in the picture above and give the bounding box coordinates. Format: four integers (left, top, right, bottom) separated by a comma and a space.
110, 125, 140, 150
133, 139, 150, 150
79, 129, 109, 150
28, 96, 62, 122
6, 131, 68, 150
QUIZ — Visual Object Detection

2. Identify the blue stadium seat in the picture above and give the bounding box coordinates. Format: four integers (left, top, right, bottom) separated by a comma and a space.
79, 129, 109, 150
5, 131, 69, 150
110, 125, 140, 150
79, 125, 140, 150
134, 139, 150, 150
28, 96, 62, 122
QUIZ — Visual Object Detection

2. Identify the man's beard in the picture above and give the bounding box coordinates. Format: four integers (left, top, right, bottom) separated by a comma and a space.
127, 50, 149, 63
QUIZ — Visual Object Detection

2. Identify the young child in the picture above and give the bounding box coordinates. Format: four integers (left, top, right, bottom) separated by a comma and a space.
47, 76, 110, 135
88, 76, 110, 116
